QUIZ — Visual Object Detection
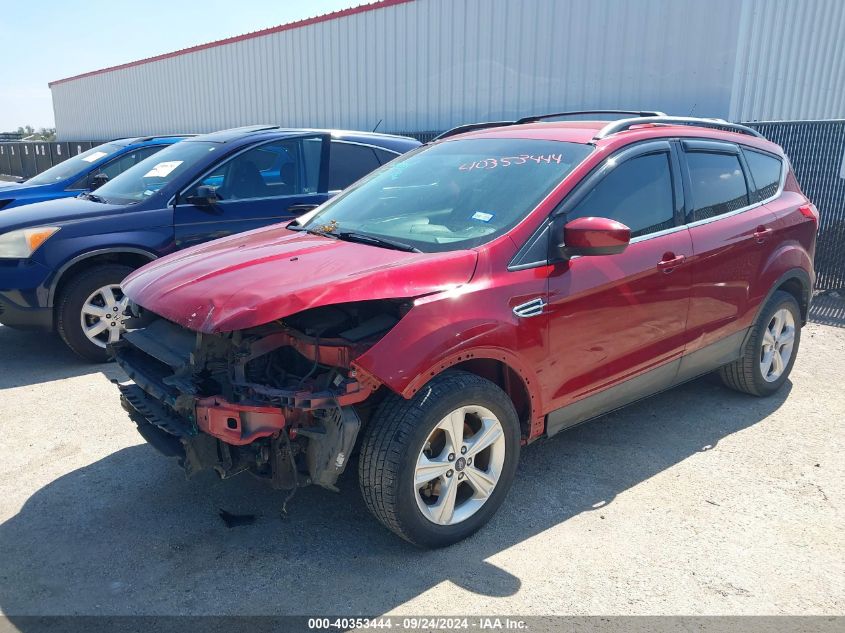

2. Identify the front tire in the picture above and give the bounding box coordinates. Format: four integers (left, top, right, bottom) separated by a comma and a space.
719, 290, 802, 396
358, 370, 520, 548
57, 264, 134, 363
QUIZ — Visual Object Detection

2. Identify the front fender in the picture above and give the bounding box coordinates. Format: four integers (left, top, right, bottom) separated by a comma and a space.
352, 283, 548, 429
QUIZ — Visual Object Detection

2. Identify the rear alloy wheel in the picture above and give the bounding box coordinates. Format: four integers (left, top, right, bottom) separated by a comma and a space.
358, 371, 520, 547
719, 290, 802, 396
57, 264, 135, 363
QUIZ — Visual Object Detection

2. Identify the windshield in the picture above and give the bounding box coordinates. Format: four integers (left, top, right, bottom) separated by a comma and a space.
25, 142, 124, 186
300, 138, 592, 252
93, 141, 219, 205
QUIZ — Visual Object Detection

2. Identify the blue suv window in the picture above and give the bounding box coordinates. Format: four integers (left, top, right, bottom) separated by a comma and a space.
25, 142, 123, 186
189, 137, 324, 201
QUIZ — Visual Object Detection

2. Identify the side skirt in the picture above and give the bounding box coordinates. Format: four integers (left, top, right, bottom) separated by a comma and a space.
545, 329, 748, 437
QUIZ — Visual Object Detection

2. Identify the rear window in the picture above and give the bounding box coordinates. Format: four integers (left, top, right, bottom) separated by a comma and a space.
743, 148, 783, 200
686, 151, 750, 221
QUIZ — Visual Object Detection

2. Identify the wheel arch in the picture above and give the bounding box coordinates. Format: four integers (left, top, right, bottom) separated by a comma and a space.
49, 248, 158, 309
762, 268, 812, 326
396, 347, 544, 443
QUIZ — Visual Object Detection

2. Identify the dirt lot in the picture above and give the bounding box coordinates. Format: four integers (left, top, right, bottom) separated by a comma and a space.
0, 312, 843, 618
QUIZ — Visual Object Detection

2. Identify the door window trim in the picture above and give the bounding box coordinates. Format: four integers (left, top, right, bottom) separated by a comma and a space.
508, 139, 684, 270
678, 141, 786, 228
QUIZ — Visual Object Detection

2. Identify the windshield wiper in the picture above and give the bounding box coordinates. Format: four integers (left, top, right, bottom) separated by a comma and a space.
335, 231, 421, 253
287, 224, 340, 239
83, 192, 107, 203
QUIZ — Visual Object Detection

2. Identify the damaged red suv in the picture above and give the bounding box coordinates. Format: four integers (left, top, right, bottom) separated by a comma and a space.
114, 112, 817, 547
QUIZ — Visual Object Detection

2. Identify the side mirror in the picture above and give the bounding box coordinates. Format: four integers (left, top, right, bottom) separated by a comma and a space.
187, 185, 219, 207
556, 216, 631, 258
90, 173, 109, 190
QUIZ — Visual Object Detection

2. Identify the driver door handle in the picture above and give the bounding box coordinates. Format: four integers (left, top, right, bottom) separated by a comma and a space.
657, 253, 686, 273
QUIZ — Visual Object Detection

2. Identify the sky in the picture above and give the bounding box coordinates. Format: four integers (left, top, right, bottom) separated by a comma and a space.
0, 0, 359, 131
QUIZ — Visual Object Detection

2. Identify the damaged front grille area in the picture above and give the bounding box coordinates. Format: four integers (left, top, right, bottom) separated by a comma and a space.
112, 303, 400, 491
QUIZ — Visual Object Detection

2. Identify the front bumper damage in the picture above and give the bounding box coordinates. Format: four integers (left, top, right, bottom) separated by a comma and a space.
113, 315, 380, 491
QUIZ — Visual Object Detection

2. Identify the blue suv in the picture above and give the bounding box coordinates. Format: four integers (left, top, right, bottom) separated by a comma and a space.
0, 125, 420, 361
0, 136, 188, 210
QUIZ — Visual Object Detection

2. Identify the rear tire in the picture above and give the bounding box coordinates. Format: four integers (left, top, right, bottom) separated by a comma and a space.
57, 264, 134, 363
358, 370, 520, 548
719, 290, 801, 396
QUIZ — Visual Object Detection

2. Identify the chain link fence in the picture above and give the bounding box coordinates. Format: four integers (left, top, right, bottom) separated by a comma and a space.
745, 121, 845, 290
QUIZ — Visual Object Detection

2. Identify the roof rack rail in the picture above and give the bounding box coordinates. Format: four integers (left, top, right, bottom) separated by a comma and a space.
594, 116, 763, 140
516, 110, 666, 124
136, 133, 197, 142
432, 121, 516, 142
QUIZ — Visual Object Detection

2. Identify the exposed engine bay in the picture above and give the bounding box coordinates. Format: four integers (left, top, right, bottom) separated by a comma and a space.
113, 299, 410, 492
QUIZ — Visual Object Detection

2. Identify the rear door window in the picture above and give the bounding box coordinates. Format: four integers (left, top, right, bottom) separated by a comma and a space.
568, 152, 676, 238
685, 151, 750, 221
328, 141, 383, 191
742, 148, 783, 200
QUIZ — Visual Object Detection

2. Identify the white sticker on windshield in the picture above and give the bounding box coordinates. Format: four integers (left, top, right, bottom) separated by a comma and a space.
143, 161, 183, 178
81, 151, 108, 163
472, 211, 494, 222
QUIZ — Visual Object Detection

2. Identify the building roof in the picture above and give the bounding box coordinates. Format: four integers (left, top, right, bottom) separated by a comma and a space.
48, 0, 414, 87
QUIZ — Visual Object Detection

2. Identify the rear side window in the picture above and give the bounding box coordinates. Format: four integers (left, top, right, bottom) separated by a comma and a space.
568, 152, 675, 238
328, 142, 382, 191
685, 152, 749, 221
743, 149, 783, 200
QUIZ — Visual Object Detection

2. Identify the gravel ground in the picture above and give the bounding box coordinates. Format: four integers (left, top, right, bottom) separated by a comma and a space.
0, 318, 842, 618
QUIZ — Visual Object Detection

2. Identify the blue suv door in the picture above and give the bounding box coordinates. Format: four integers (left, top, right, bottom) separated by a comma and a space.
173, 135, 329, 248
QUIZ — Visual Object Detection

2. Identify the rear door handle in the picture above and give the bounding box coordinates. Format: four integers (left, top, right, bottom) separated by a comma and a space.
287, 203, 319, 213
753, 226, 773, 243
657, 253, 686, 273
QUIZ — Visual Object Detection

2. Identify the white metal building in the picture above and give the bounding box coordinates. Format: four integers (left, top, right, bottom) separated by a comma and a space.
49, 0, 845, 141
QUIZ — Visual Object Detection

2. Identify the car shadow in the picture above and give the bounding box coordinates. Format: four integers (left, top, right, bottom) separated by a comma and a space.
0, 377, 791, 617
0, 325, 123, 390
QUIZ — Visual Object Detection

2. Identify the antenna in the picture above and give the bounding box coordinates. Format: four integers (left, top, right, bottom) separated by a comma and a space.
372, 119, 383, 133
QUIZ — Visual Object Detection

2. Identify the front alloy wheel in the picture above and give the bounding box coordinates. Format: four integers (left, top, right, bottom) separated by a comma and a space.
414, 406, 506, 526
80, 284, 130, 349
57, 264, 135, 363
359, 370, 520, 548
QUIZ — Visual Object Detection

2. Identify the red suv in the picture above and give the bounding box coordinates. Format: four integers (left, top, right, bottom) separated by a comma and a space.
113, 113, 817, 547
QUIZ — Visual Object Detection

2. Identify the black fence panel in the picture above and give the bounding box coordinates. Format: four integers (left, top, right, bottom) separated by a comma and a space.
8, 143, 23, 178
50, 142, 70, 165
34, 142, 52, 173
747, 121, 845, 290
71, 141, 93, 155
18, 143, 37, 178
0, 144, 11, 177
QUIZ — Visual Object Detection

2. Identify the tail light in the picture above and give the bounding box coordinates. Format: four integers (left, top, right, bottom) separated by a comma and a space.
799, 204, 819, 224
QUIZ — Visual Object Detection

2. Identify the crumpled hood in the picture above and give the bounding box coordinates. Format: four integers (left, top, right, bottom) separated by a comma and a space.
123, 225, 478, 333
